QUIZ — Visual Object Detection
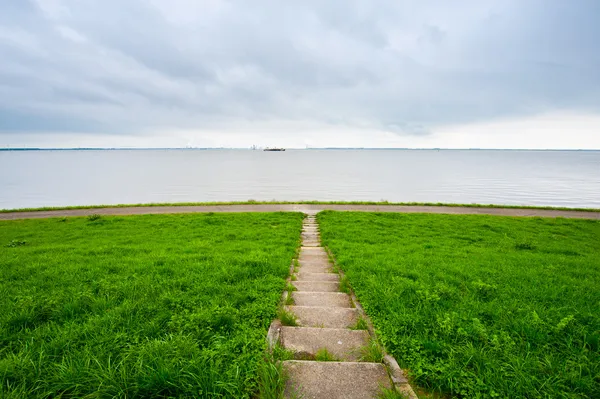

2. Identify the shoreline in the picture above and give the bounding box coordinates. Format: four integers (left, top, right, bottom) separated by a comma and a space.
1, 202, 599, 220
2, 200, 599, 214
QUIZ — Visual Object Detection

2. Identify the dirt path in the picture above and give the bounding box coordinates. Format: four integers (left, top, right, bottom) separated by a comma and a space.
1, 204, 599, 220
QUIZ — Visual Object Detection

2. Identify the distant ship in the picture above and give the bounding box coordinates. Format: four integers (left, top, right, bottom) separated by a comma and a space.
263, 147, 285, 151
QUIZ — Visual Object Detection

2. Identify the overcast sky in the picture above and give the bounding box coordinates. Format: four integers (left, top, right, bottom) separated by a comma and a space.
1, 0, 599, 149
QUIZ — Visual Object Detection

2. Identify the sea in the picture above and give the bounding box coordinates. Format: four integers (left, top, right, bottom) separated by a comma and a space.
1, 149, 599, 210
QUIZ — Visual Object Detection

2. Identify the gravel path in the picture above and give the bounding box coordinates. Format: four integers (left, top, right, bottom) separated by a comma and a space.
1, 204, 599, 220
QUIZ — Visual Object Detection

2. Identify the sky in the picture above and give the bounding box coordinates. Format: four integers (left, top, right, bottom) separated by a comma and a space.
1, 0, 599, 149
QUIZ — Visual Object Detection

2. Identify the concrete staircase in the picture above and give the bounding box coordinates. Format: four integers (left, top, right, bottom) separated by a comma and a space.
278, 214, 393, 398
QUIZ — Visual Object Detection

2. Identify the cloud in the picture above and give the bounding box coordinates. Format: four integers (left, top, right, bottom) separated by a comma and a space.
0, 0, 599, 146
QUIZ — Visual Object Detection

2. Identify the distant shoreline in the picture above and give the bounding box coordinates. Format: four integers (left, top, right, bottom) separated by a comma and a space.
1, 148, 599, 151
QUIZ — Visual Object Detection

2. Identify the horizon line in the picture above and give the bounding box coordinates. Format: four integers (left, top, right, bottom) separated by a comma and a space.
0, 147, 599, 151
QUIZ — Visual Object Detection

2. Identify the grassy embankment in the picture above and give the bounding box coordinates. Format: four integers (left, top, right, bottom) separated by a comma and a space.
2, 200, 599, 213
318, 211, 600, 399
0, 212, 303, 398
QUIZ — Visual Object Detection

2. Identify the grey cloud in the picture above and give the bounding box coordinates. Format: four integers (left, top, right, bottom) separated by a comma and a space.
1, 0, 599, 136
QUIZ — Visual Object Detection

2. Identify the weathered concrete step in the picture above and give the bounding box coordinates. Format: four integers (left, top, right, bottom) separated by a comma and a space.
298, 253, 329, 262
302, 241, 320, 247
280, 327, 369, 361
301, 233, 320, 238
300, 247, 327, 255
295, 272, 339, 282
284, 361, 391, 399
302, 233, 320, 237
292, 292, 352, 307
287, 306, 358, 328
298, 263, 330, 271
298, 266, 332, 274
292, 281, 340, 292
299, 258, 331, 268
301, 235, 320, 240
302, 239, 320, 244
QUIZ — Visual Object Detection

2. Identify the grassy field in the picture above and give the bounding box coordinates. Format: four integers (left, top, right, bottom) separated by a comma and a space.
0, 212, 303, 398
318, 211, 600, 399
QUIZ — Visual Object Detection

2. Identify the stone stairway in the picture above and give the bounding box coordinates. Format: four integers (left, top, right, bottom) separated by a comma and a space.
279, 214, 393, 398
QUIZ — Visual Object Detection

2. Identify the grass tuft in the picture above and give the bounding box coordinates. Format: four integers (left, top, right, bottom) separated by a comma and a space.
5, 240, 26, 248
87, 213, 101, 221
278, 309, 298, 327
314, 348, 338, 362
350, 317, 369, 331
284, 293, 295, 306
258, 349, 291, 399
285, 282, 297, 292
378, 387, 409, 399
339, 275, 351, 293
360, 338, 384, 363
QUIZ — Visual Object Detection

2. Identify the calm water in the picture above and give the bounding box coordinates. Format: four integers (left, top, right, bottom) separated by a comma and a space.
1, 149, 599, 210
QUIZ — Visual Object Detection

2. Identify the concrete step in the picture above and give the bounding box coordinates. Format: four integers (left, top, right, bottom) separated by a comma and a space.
292, 281, 340, 292
298, 266, 332, 274
287, 306, 358, 328
292, 292, 352, 308
295, 272, 339, 282
298, 253, 329, 262
301, 237, 320, 242
302, 241, 321, 247
284, 361, 391, 399
300, 247, 327, 254
301, 248, 327, 255
298, 258, 331, 268
299, 249, 326, 253
301, 232, 320, 237
301, 233, 320, 238
302, 237, 320, 243
280, 327, 369, 361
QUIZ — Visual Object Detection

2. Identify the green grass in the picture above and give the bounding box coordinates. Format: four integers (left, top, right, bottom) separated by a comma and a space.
314, 348, 338, 362
377, 387, 409, 399
339, 275, 351, 293
2, 200, 599, 213
359, 338, 384, 363
350, 317, 369, 331
0, 212, 303, 398
277, 309, 298, 327
318, 211, 600, 399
